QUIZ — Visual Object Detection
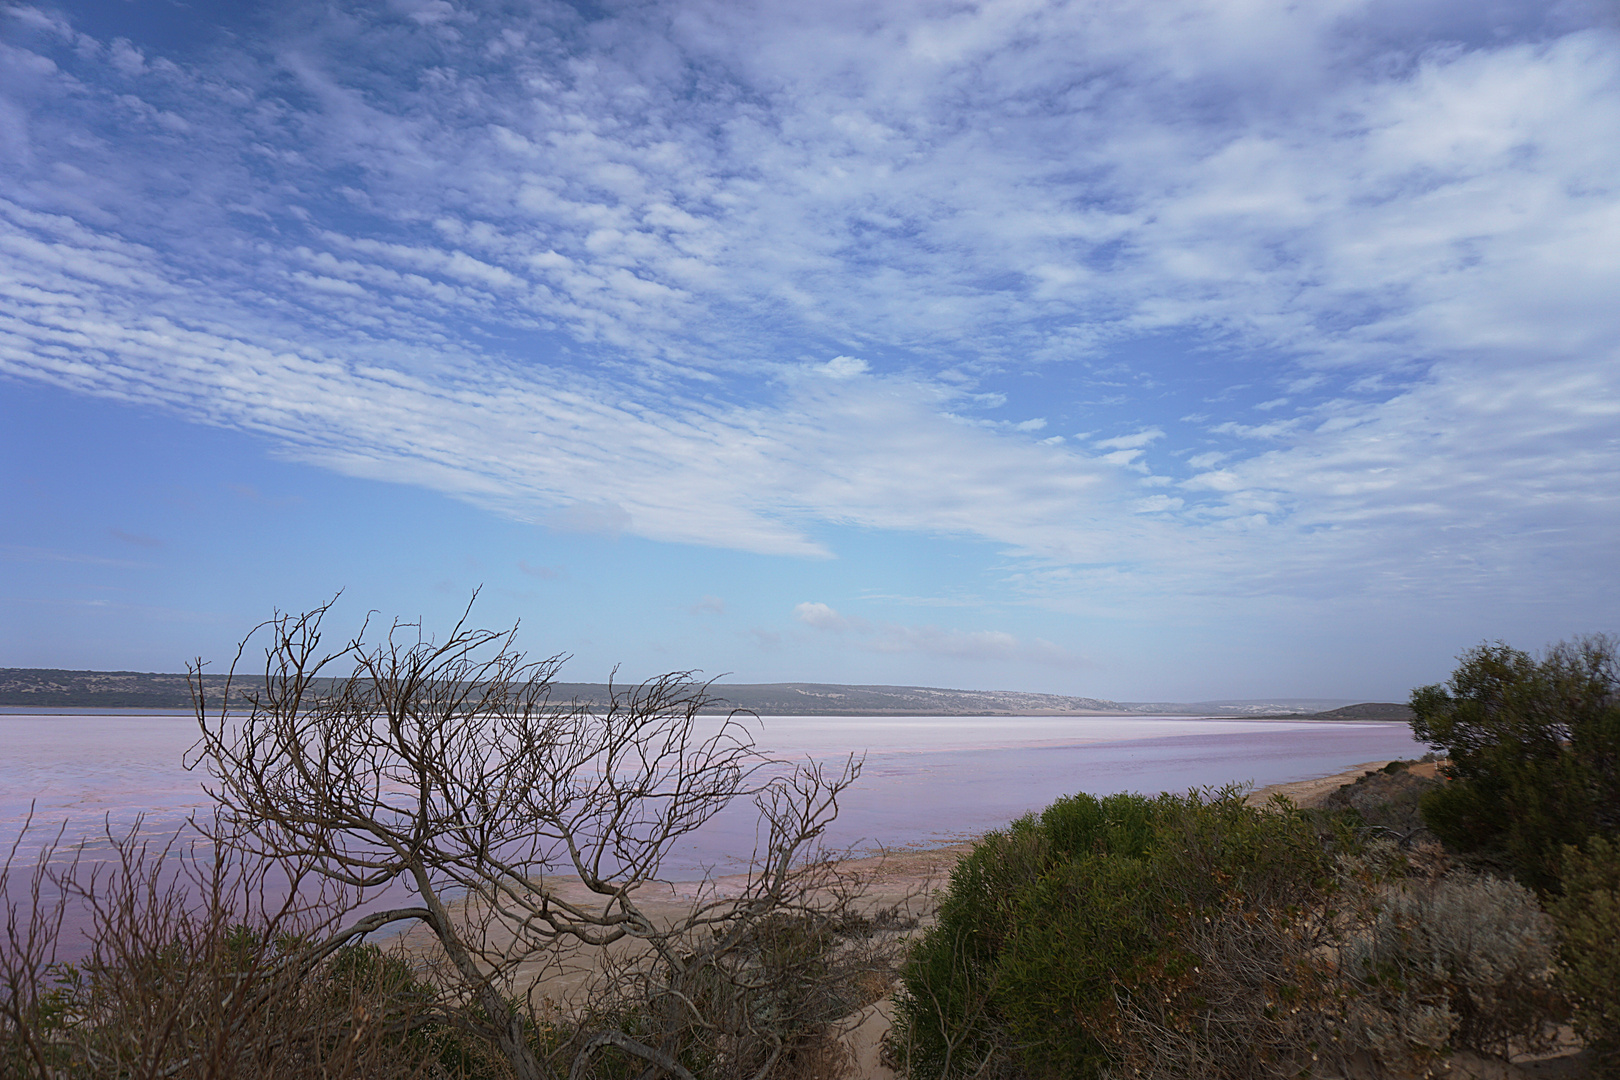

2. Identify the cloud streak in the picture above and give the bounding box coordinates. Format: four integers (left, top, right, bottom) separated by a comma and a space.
0, 0, 1616, 620
795, 602, 1080, 667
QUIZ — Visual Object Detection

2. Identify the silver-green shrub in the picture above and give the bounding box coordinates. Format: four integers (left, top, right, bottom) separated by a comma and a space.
1343, 872, 1563, 1062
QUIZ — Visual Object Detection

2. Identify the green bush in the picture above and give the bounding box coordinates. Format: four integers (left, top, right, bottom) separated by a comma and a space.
1551, 836, 1620, 1064
1410, 636, 1620, 892
891, 787, 1334, 1080
894, 783, 1580, 1080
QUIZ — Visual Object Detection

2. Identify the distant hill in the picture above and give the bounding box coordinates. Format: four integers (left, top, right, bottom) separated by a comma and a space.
0, 668, 221, 709
0, 668, 1392, 719
0, 670, 1128, 714
1300, 701, 1415, 721
1111, 697, 1361, 717
674, 682, 1126, 716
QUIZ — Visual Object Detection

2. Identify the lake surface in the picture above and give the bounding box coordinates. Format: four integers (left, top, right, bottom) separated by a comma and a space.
1, 711, 1427, 876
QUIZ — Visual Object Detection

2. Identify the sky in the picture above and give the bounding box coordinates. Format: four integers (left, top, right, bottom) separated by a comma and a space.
1, 0, 1617, 702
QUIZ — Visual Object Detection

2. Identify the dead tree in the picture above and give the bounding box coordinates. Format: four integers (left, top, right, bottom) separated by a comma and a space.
188, 598, 894, 1080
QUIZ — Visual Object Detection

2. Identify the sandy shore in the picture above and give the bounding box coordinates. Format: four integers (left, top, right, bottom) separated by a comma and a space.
1246, 757, 1445, 807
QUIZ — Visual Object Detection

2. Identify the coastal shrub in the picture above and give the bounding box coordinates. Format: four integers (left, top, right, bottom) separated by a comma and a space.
894, 781, 1580, 1080
890, 787, 1336, 1080
1103, 889, 1348, 1080
1341, 872, 1564, 1062
1409, 635, 1620, 892
1314, 765, 1440, 846
1551, 836, 1620, 1064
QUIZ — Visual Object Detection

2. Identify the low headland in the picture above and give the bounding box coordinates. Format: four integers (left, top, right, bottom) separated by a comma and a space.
0, 665, 1410, 719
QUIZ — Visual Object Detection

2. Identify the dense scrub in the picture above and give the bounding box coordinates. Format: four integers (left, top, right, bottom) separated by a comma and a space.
1407, 634, 1620, 1060
1409, 635, 1620, 893
891, 787, 1565, 1080
1315, 759, 1438, 841
1550, 836, 1620, 1069
894, 628, 1620, 1080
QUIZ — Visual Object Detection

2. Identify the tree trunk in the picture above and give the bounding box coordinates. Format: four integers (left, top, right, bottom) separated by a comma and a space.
411, 864, 546, 1080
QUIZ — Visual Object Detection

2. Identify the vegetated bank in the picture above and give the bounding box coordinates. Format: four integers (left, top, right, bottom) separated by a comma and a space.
891, 635, 1619, 1080
6, 614, 1611, 1079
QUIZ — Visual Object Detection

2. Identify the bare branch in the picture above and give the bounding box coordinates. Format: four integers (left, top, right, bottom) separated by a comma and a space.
177, 596, 900, 1080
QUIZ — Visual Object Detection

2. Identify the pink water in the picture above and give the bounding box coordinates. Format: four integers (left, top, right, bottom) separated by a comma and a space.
1, 711, 1426, 869
0, 710, 1426, 958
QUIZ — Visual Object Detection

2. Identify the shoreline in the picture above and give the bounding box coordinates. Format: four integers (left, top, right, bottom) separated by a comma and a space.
0, 706, 1404, 722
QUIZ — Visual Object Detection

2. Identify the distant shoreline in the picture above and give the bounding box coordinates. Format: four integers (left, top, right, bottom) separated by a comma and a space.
0, 668, 1408, 719
0, 705, 1407, 722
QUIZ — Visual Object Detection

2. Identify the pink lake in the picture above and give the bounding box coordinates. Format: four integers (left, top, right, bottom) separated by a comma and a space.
1, 710, 1426, 874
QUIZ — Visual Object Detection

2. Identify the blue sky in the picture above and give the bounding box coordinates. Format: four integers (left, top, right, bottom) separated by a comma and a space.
2, 0, 1617, 701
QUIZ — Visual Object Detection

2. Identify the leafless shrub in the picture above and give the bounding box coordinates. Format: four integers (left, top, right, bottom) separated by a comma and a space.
0, 815, 71, 1079
188, 596, 902, 1080
543, 771, 912, 1080
1, 813, 437, 1079
1103, 898, 1352, 1080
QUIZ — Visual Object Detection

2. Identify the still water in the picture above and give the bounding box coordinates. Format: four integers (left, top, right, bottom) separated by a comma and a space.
1, 711, 1426, 875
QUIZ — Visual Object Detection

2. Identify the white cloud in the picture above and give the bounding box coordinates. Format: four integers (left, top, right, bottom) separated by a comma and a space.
0, 544, 150, 569
0, 0, 1616, 623
1094, 429, 1165, 451
108, 39, 145, 76
818, 355, 869, 378
868, 625, 1079, 666
0, 198, 1132, 561
793, 599, 861, 634
688, 594, 726, 615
